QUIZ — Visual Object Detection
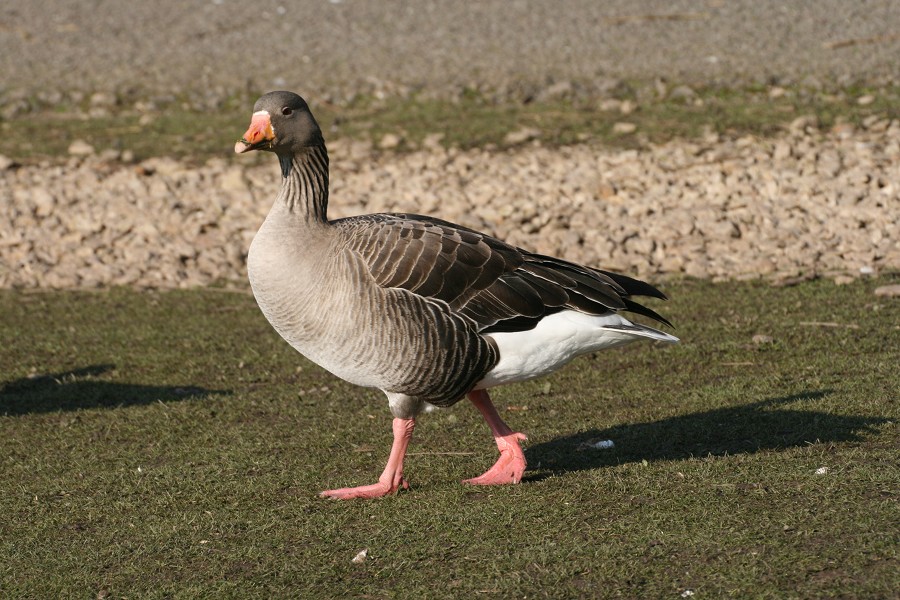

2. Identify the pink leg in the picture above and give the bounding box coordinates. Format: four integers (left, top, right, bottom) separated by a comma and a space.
320, 417, 415, 499
464, 389, 527, 485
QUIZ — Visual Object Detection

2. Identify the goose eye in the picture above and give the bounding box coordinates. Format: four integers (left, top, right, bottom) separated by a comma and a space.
281, 106, 293, 116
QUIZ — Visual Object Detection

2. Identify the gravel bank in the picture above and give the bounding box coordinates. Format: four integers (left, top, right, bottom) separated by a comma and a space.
2, 118, 898, 290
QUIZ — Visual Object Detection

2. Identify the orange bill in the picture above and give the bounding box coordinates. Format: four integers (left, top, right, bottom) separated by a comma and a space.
235, 111, 274, 153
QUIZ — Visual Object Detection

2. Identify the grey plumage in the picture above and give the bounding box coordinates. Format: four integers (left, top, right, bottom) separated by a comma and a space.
242, 90, 673, 417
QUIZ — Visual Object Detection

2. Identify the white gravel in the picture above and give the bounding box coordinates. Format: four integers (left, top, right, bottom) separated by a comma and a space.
2, 118, 898, 289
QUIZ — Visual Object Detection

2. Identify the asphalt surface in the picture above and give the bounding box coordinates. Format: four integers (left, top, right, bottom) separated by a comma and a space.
2, 0, 900, 101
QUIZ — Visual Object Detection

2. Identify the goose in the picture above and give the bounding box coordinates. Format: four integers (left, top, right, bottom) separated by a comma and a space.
235, 91, 678, 499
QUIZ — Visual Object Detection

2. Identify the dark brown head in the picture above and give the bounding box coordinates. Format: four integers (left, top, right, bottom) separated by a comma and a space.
234, 91, 324, 155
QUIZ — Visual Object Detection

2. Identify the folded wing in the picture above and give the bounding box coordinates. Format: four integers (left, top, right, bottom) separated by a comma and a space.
335, 213, 671, 334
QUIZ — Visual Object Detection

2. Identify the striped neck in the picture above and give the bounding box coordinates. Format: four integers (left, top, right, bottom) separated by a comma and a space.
277, 145, 330, 223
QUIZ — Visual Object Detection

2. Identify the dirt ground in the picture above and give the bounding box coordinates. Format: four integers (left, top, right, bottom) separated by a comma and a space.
2, 0, 899, 100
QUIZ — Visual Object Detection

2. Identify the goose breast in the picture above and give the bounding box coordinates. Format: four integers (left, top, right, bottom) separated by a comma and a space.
249, 224, 496, 402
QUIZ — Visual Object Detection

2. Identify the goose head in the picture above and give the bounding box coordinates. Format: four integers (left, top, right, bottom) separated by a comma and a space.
234, 91, 324, 155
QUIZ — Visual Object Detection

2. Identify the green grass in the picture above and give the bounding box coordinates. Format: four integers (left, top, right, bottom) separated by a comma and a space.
3, 84, 900, 162
1, 278, 897, 598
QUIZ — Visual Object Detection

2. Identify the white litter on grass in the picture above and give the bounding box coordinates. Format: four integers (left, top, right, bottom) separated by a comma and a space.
351, 548, 368, 564
815, 466, 830, 475
577, 439, 616, 451
681, 590, 695, 598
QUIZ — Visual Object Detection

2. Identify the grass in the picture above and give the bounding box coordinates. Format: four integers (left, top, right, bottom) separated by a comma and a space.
3, 83, 900, 162
0, 277, 897, 598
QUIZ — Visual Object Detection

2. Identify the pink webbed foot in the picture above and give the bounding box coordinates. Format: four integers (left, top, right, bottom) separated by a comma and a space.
464, 389, 528, 486
319, 417, 415, 500
319, 476, 410, 500
464, 431, 528, 485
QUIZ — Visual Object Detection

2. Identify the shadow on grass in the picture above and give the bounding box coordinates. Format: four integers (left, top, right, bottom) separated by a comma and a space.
0, 364, 229, 415
525, 391, 888, 477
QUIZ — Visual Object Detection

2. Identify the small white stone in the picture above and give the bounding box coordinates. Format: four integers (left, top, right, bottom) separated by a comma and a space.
833, 275, 855, 286
378, 133, 402, 149
874, 285, 900, 298
351, 548, 368, 564
669, 85, 696, 101
90, 92, 117, 107
31, 188, 56, 217
504, 127, 541, 145
612, 122, 637, 134
599, 98, 622, 112
68, 139, 95, 156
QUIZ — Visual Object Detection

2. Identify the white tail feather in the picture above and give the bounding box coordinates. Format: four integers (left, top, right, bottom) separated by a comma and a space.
477, 310, 678, 389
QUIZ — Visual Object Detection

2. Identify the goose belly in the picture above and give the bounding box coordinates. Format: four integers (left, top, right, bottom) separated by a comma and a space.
249, 242, 491, 398
249, 269, 380, 389
475, 310, 678, 389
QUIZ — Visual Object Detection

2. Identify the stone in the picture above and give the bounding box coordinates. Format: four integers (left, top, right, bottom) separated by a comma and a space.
598, 99, 622, 112
612, 122, 637, 134
669, 85, 696, 101
789, 115, 819, 134
503, 127, 541, 145
874, 284, 900, 298
68, 140, 95, 156
772, 140, 792, 161
98, 149, 121, 162
30, 188, 56, 217
538, 80, 573, 101
421, 133, 445, 150
831, 122, 855, 139
220, 168, 248, 193
618, 100, 636, 115
90, 92, 117, 107
378, 133, 402, 149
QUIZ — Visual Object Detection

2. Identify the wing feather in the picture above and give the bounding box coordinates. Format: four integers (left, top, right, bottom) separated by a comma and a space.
333, 213, 672, 333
